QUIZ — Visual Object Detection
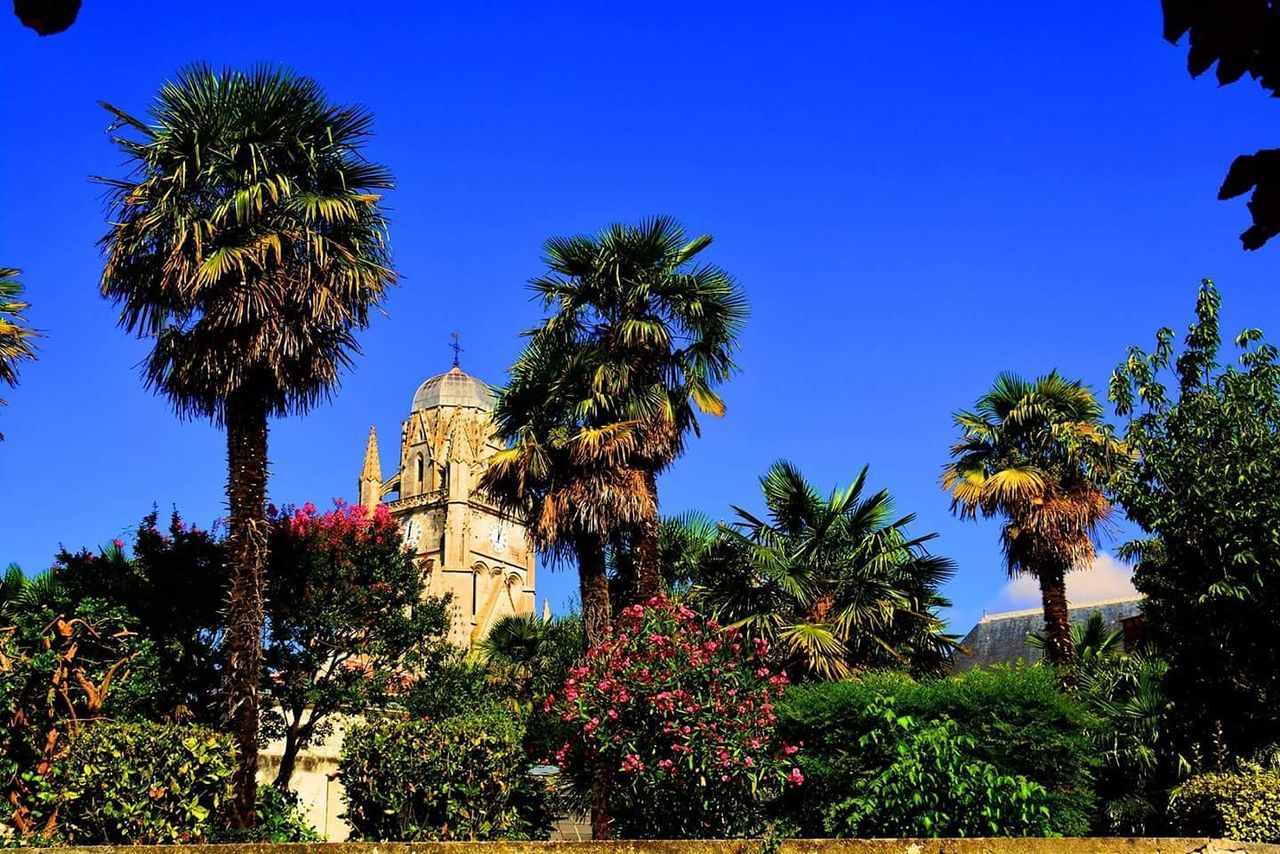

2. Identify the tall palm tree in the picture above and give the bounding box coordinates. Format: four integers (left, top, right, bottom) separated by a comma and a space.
483, 333, 652, 651
0, 268, 39, 440
97, 65, 395, 826
943, 371, 1119, 670
693, 461, 958, 680
483, 324, 661, 842
529, 216, 748, 602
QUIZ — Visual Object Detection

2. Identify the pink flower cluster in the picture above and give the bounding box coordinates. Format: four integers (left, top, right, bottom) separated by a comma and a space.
273, 499, 399, 550
546, 595, 802, 805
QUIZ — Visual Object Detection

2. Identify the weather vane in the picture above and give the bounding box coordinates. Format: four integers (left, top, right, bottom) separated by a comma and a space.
450, 332, 463, 368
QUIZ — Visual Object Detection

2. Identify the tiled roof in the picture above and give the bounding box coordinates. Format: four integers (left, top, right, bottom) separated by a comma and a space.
951, 596, 1143, 672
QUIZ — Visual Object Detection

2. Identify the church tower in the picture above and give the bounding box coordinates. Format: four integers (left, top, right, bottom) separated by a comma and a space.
357, 364, 536, 646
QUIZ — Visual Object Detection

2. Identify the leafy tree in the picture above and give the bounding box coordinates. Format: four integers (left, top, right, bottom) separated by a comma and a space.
0, 268, 38, 440
691, 460, 957, 680
1161, 1, 1280, 249
944, 372, 1120, 669
53, 511, 226, 722
1110, 278, 1280, 759
261, 501, 450, 790
98, 65, 396, 825
526, 217, 748, 601
0, 569, 159, 838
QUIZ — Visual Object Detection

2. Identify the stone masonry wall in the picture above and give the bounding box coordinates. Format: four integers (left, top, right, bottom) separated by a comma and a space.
16, 838, 1280, 854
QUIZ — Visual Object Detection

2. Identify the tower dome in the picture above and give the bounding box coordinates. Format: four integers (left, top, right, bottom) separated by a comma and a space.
409, 365, 495, 412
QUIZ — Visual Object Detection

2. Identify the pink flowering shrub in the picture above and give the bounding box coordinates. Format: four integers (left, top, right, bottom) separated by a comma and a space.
261, 500, 451, 789
545, 596, 801, 838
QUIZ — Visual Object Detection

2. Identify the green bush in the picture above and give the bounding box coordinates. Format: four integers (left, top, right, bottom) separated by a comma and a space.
823, 702, 1052, 837
338, 707, 550, 841
778, 666, 1097, 837
51, 722, 234, 844
211, 785, 320, 843
1168, 769, 1280, 843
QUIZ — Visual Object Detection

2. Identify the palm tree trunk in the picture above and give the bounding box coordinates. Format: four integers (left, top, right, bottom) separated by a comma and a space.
224, 390, 269, 829
588, 753, 612, 841
1037, 563, 1077, 673
631, 470, 663, 603
574, 531, 612, 840
576, 532, 611, 650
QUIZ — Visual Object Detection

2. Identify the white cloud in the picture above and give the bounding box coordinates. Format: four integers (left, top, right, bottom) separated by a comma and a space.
986, 552, 1137, 613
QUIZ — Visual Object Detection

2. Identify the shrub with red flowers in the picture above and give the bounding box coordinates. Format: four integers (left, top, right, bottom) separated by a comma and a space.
262, 500, 451, 791
545, 596, 801, 839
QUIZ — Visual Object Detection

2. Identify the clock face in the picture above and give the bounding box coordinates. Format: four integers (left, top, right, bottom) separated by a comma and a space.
488, 522, 508, 553
402, 518, 422, 548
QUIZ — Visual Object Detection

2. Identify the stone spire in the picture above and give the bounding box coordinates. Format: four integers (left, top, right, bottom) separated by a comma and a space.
358, 426, 382, 511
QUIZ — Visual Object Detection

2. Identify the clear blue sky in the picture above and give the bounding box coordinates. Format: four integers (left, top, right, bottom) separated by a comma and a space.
2, 1, 1277, 633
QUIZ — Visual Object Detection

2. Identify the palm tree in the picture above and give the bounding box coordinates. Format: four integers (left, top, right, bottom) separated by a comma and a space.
528, 216, 748, 602
693, 460, 958, 680
0, 269, 39, 440
479, 613, 549, 700
943, 371, 1119, 670
479, 612, 584, 708
607, 510, 720, 598
97, 65, 395, 827
1028, 611, 1124, 665
483, 334, 654, 652
484, 328, 667, 842
0, 564, 60, 622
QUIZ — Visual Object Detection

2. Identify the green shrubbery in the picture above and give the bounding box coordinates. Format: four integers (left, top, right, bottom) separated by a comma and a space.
777, 666, 1097, 837
822, 704, 1053, 837
338, 707, 550, 841
1168, 769, 1280, 843
210, 786, 321, 844
51, 722, 235, 845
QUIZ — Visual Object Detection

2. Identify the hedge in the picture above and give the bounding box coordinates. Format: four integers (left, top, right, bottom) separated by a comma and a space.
338, 707, 550, 841
52, 721, 235, 844
777, 666, 1098, 837
1168, 769, 1280, 843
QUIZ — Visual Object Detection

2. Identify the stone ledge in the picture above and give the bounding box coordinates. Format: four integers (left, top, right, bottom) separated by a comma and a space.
10, 839, 1279, 854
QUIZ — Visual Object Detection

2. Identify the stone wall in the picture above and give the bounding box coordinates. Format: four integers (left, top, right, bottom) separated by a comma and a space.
18, 839, 1279, 853
257, 717, 351, 841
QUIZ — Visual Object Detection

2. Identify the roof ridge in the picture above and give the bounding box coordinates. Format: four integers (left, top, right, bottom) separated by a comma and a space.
978, 594, 1142, 624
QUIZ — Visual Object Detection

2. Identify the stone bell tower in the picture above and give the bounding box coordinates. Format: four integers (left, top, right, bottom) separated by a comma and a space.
357, 364, 536, 647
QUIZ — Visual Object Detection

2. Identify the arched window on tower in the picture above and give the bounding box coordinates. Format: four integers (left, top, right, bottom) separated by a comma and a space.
439, 464, 450, 491
416, 454, 424, 487
472, 569, 480, 615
